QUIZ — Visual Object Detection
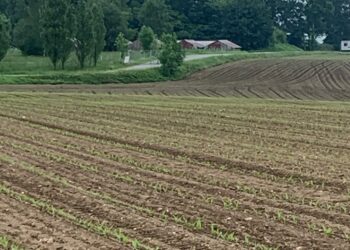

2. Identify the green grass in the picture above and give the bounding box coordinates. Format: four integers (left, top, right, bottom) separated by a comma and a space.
0, 49, 347, 85
264, 43, 304, 52
0, 49, 154, 74
0, 235, 23, 250
258, 43, 304, 52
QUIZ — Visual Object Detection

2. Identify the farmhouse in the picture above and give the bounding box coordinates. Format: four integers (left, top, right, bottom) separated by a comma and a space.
208, 40, 241, 50
341, 40, 350, 51
179, 39, 241, 50
179, 39, 207, 49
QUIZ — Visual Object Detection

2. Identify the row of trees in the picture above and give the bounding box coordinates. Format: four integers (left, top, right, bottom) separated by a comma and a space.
0, 0, 349, 60
41, 0, 106, 69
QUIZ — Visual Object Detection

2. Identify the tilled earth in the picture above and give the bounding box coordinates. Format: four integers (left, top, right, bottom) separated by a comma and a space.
0, 94, 349, 249
1, 58, 350, 100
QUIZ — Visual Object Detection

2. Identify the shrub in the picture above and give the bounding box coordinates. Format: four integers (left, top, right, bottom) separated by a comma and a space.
158, 33, 185, 77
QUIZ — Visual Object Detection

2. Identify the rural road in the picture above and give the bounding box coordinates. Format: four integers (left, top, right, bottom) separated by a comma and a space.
124, 54, 230, 70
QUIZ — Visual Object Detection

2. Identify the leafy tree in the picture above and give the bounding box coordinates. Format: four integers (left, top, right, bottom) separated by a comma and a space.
0, 14, 10, 62
73, 0, 94, 68
90, 1, 106, 66
0, 1, 8, 14
61, 4, 76, 69
220, 0, 274, 50
101, 0, 130, 51
158, 33, 184, 76
325, 0, 350, 50
138, 25, 155, 50
115, 32, 129, 60
13, 0, 44, 55
4, 0, 26, 40
270, 27, 287, 46
139, 0, 173, 36
41, 0, 74, 69
305, 0, 334, 50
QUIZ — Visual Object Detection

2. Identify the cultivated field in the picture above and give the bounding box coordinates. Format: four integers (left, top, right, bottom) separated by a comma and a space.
1, 56, 350, 101
0, 93, 350, 249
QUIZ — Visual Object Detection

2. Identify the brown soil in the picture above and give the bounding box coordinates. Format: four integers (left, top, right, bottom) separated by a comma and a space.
0, 195, 126, 250
0, 94, 349, 249
1, 58, 350, 100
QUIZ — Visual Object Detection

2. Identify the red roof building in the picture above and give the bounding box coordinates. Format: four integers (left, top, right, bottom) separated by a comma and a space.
179, 39, 241, 50
208, 40, 241, 50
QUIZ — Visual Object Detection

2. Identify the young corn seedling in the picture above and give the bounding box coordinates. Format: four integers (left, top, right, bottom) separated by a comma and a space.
210, 224, 237, 242
322, 226, 333, 237
192, 218, 204, 230
132, 240, 141, 249
275, 211, 285, 222
308, 223, 317, 232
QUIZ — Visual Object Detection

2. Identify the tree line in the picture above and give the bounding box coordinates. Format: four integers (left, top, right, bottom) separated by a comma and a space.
0, 0, 349, 66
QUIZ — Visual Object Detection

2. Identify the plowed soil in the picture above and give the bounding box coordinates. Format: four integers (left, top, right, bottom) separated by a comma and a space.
0, 93, 349, 249
1, 57, 350, 100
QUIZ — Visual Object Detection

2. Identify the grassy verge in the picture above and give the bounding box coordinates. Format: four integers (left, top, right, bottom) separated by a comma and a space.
0, 50, 344, 85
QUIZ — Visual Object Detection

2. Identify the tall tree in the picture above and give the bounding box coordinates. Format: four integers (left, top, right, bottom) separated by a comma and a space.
277, 0, 307, 48
73, 0, 94, 68
101, 0, 130, 51
0, 14, 10, 62
41, 0, 74, 69
61, 3, 76, 69
0, 1, 8, 14
138, 26, 155, 50
166, 0, 221, 39
13, 0, 44, 55
139, 0, 173, 36
90, 1, 106, 66
325, 0, 350, 50
220, 0, 274, 50
115, 32, 129, 60
305, 0, 334, 50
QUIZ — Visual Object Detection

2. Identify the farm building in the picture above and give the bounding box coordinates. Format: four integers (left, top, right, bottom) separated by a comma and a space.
208, 40, 241, 50
179, 39, 241, 50
341, 40, 350, 51
179, 39, 207, 49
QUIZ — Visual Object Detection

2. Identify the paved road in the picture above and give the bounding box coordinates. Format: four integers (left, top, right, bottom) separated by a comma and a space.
124, 54, 230, 71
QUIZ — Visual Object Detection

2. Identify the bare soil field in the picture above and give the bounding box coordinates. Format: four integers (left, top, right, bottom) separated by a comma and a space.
0, 93, 349, 249
1, 57, 350, 100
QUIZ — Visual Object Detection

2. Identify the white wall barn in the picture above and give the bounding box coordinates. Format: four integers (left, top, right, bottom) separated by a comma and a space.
341, 41, 350, 51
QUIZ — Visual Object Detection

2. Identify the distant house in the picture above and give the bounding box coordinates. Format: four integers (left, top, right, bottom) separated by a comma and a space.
341, 40, 350, 51
129, 40, 142, 50
179, 39, 206, 49
208, 40, 241, 50
179, 39, 241, 50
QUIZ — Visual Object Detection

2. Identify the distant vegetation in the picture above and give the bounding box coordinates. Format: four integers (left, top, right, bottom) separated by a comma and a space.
0, 0, 349, 81
0, 0, 348, 58
1, 50, 332, 85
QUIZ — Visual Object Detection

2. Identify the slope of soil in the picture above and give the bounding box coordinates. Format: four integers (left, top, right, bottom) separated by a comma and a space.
1, 57, 350, 100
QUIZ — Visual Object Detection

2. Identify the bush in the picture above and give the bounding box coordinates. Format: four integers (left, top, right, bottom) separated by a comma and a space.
158, 33, 185, 77
271, 27, 288, 45
317, 43, 335, 51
